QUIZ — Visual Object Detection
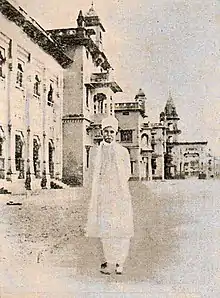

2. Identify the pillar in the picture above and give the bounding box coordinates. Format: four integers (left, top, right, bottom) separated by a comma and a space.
41, 70, 48, 189
161, 153, 165, 181
24, 55, 32, 190
6, 40, 13, 181
148, 155, 152, 181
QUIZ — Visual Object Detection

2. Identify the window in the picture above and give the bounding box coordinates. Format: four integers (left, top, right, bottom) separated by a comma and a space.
152, 158, 157, 175
16, 61, 24, 88
86, 87, 89, 108
141, 134, 149, 147
86, 50, 89, 59
15, 135, 23, 171
130, 161, 135, 175
86, 146, 90, 168
0, 48, 6, 78
121, 130, 133, 143
47, 83, 53, 106
34, 75, 41, 96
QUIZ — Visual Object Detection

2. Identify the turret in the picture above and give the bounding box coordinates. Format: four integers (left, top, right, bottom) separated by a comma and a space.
164, 91, 181, 143
84, 3, 105, 50
135, 88, 147, 117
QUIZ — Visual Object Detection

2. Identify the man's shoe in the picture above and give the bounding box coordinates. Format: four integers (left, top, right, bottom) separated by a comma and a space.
115, 263, 123, 275
100, 262, 111, 275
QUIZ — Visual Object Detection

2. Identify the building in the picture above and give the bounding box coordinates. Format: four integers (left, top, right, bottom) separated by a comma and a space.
47, 4, 122, 186
115, 89, 216, 181
0, 1, 217, 193
0, 1, 122, 190
0, 0, 73, 192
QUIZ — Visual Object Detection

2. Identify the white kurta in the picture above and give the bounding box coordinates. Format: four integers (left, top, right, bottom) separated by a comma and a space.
86, 141, 134, 239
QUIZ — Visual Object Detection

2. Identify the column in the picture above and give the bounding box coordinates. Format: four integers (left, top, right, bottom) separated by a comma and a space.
161, 153, 165, 181
148, 155, 152, 181
6, 40, 13, 181
41, 68, 47, 188
24, 55, 32, 190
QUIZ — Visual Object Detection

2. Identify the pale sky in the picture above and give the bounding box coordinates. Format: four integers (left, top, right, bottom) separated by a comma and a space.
18, 0, 220, 155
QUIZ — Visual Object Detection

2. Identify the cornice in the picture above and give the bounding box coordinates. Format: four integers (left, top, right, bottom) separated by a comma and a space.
0, 0, 73, 68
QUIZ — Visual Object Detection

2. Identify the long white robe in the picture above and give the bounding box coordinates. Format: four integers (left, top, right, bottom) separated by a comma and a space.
86, 141, 134, 239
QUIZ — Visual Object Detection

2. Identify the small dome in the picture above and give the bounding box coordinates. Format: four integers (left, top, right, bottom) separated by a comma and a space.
135, 88, 146, 99
86, 3, 98, 17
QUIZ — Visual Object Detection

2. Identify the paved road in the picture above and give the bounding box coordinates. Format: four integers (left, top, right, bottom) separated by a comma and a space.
1, 179, 220, 297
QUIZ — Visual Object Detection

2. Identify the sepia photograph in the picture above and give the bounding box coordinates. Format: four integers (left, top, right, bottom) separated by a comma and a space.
1, 0, 220, 297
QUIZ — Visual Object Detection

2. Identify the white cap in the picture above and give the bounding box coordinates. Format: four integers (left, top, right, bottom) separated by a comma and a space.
101, 116, 118, 132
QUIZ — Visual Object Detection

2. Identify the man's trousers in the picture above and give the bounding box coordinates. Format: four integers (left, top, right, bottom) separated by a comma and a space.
101, 238, 130, 265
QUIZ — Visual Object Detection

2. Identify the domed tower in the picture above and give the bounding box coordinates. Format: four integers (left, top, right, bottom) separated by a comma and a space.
164, 91, 181, 143
135, 88, 147, 117
163, 91, 181, 179
84, 3, 105, 51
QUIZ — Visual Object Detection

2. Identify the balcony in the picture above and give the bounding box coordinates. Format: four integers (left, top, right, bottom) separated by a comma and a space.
91, 72, 109, 82
115, 102, 145, 114
166, 128, 181, 134
85, 72, 122, 93
141, 146, 153, 154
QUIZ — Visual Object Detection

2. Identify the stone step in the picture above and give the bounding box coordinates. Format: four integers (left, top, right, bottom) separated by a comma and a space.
50, 179, 70, 189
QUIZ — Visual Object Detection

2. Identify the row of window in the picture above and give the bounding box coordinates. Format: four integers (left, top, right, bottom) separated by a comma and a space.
0, 49, 58, 106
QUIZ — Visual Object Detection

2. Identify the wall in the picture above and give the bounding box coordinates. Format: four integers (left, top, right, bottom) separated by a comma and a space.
62, 119, 84, 186
0, 14, 63, 186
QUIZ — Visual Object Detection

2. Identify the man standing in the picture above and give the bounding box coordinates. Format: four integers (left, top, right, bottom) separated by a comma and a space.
86, 116, 134, 275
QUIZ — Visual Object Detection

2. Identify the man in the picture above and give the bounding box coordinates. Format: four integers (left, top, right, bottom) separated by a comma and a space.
86, 116, 134, 275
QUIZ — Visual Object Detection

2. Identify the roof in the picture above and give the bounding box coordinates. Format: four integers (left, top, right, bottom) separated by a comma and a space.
173, 141, 208, 145
86, 3, 97, 17
84, 3, 105, 32
0, 0, 73, 68
135, 88, 146, 99
164, 91, 178, 117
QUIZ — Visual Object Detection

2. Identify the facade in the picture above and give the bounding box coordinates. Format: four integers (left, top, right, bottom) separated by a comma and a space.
171, 142, 209, 178
48, 5, 122, 186
115, 90, 216, 181
0, 0, 72, 191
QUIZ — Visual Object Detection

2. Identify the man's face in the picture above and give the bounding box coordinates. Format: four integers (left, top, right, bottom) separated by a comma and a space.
103, 126, 117, 143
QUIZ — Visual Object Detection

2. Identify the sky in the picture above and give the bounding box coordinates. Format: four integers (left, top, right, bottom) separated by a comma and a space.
17, 0, 220, 155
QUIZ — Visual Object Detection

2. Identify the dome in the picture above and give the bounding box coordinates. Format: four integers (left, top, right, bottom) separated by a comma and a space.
135, 88, 146, 99
86, 3, 98, 17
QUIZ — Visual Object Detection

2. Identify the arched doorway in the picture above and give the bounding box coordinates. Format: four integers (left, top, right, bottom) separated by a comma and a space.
48, 140, 54, 178
15, 132, 24, 179
33, 137, 41, 178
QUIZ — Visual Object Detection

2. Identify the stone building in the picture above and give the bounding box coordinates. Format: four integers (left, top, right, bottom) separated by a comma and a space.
115, 89, 166, 181
0, 0, 72, 192
47, 4, 122, 186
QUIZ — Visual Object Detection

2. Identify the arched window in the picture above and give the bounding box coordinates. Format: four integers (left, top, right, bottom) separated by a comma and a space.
168, 123, 173, 131
0, 48, 6, 78
16, 61, 24, 88
141, 134, 149, 147
34, 75, 41, 96
47, 83, 53, 106
15, 134, 23, 171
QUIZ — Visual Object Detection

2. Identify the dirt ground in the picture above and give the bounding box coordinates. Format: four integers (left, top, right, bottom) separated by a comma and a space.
1, 180, 220, 297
